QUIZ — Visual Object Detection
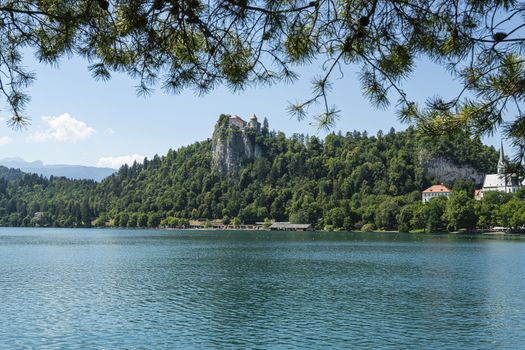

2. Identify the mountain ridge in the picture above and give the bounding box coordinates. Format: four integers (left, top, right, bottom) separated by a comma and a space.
0, 158, 115, 181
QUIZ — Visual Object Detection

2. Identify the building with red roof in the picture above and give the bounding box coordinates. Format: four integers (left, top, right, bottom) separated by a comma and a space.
422, 184, 451, 203
228, 115, 247, 129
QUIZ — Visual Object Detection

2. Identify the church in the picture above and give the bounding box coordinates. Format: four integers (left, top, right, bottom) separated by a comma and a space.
478, 142, 522, 199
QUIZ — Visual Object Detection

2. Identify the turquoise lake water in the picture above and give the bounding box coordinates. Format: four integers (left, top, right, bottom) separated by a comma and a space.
0, 228, 524, 349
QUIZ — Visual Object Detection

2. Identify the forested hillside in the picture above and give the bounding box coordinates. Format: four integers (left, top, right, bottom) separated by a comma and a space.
0, 173, 97, 227
0, 123, 505, 231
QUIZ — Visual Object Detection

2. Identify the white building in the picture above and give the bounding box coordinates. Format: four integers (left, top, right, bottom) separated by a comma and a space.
422, 184, 451, 203
479, 142, 522, 198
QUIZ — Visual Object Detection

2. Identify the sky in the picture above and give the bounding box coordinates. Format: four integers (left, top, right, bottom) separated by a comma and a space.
0, 52, 506, 168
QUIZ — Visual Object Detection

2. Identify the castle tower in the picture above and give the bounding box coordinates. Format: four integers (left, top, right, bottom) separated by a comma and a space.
497, 140, 505, 175
247, 114, 261, 131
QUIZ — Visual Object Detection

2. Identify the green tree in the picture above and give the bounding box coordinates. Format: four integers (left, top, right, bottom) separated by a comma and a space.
263, 218, 272, 229
476, 191, 512, 229
444, 191, 477, 231
374, 199, 400, 230
498, 198, 525, 231
452, 180, 476, 197
238, 203, 259, 224
93, 213, 108, 227
290, 210, 310, 225
80, 197, 92, 227
179, 218, 189, 228
147, 213, 162, 228
262, 117, 270, 136
397, 205, 414, 233
137, 213, 148, 227
7, 213, 20, 227
127, 213, 138, 228
361, 223, 375, 232
325, 207, 346, 229
232, 217, 241, 227
421, 197, 447, 233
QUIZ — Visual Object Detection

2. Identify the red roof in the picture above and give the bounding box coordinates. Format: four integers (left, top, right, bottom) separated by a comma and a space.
422, 185, 451, 193
230, 115, 246, 122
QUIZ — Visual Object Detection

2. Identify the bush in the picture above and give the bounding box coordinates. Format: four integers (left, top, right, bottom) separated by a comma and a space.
93, 214, 108, 227
361, 223, 375, 232
232, 217, 241, 226
263, 218, 272, 228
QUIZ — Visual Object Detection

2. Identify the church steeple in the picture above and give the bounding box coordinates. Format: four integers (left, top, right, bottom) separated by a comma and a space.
497, 140, 506, 174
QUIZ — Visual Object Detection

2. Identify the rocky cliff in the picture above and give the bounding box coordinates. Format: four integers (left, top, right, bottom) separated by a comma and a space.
211, 114, 490, 183
416, 132, 498, 185
420, 154, 485, 184
211, 115, 262, 176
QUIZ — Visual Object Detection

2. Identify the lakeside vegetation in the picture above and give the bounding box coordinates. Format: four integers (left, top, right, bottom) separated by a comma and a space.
2, 125, 523, 232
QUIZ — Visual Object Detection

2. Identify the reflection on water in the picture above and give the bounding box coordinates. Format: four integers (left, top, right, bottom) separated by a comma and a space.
0, 228, 524, 349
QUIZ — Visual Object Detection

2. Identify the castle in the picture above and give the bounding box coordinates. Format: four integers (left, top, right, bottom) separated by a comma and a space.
228, 114, 261, 132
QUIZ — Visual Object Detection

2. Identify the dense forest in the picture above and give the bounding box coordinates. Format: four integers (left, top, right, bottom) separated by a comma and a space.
0, 166, 24, 181
1, 123, 523, 232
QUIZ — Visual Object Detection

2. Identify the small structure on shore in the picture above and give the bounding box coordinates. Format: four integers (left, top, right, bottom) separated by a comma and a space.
269, 222, 313, 231
186, 219, 265, 230
422, 184, 451, 203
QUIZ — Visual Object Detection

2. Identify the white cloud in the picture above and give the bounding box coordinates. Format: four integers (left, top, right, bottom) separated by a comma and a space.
0, 136, 12, 145
31, 113, 96, 142
97, 154, 145, 169
104, 128, 115, 136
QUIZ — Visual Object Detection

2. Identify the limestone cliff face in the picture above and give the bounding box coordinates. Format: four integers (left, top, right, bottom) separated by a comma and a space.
419, 153, 484, 184
211, 115, 262, 176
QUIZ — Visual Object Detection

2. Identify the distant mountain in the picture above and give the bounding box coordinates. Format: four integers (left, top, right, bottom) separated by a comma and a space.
0, 158, 115, 181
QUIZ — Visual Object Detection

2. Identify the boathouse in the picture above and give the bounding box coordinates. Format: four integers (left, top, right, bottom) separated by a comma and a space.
269, 222, 313, 231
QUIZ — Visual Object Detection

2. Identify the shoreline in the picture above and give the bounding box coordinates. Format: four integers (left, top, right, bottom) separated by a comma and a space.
2, 226, 525, 238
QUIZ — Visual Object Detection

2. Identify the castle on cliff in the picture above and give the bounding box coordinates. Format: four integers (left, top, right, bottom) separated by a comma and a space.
211, 114, 264, 176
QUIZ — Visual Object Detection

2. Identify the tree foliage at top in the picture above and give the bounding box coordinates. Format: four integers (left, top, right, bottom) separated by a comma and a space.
0, 0, 524, 147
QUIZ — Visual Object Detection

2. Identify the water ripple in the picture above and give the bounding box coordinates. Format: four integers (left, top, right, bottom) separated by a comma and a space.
0, 228, 523, 349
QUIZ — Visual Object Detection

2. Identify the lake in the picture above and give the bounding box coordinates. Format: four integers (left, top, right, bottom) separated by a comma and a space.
0, 228, 524, 349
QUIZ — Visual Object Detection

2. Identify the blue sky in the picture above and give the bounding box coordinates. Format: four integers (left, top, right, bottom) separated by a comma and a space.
0, 53, 504, 168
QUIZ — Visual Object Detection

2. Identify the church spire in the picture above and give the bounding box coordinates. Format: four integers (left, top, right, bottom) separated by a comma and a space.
497, 140, 506, 174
